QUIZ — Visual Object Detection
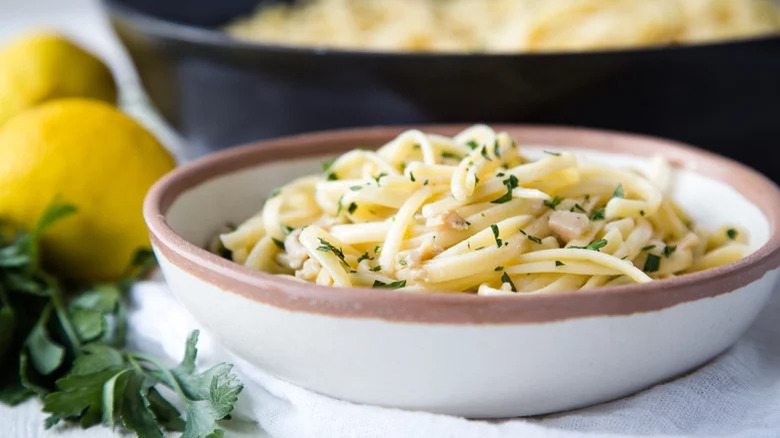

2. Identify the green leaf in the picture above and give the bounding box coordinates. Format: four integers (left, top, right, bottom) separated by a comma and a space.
174, 331, 200, 377
120, 371, 164, 438
101, 369, 129, 427
612, 184, 624, 199
70, 284, 120, 314
25, 314, 65, 376
43, 369, 121, 428
0, 383, 34, 406
33, 201, 77, 236
147, 388, 185, 432
19, 351, 51, 395
69, 308, 105, 342
501, 272, 517, 292
0, 289, 14, 358
71, 344, 124, 376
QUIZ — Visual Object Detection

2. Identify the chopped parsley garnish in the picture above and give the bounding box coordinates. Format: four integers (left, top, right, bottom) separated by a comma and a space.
543, 196, 562, 210
269, 187, 281, 198
571, 239, 608, 251
336, 195, 345, 215
494, 266, 504, 271
347, 202, 358, 214
586, 239, 608, 251
357, 252, 371, 263
373, 173, 387, 185
496, 172, 505, 177
349, 185, 364, 191
283, 225, 294, 234
491, 174, 519, 204
589, 206, 605, 221
612, 183, 624, 199
544, 150, 561, 156
555, 260, 565, 267
490, 224, 502, 248
663, 245, 677, 258
640, 210, 646, 216
322, 158, 335, 172
271, 238, 285, 250
527, 235, 542, 244
493, 140, 501, 157
643, 253, 661, 272
369, 265, 382, 272
423, 179, 429, 186
501, 272, 517, 292
326, 172, 339, 181
584, 194, 591, 202
466, 140, 479, 150
641, 244, 656, 251
409, 172, 416, 182
374, 245, 382, 254
441, 151, 462, 160
474, 175, 480, 185
372, 280, 406, 289
573, 203, 587, 213
727, 228, 738, 240
399, 259, 407, 266
316, 238, 346, 263
480, 146, 492, 161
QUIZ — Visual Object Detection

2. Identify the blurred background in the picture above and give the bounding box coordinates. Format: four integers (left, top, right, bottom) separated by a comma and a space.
2, 0, 779, 178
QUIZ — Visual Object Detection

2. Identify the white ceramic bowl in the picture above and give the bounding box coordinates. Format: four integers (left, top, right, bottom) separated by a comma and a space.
144, 125, 780, 418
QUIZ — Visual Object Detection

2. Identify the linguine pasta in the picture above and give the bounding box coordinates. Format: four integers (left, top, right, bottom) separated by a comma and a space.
224, 0, 780, 53
218, 125, 748, 295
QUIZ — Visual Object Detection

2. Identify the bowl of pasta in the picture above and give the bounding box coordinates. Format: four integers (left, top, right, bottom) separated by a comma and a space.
103, 0, 780, 178
144, 124, 780, 417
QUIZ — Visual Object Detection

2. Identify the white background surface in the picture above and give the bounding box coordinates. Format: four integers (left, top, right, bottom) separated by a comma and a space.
1, 1, 779, 437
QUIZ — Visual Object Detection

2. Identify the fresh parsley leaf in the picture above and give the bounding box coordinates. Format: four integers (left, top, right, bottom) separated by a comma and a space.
316, 238, 346, 264
493, 140, 501, 158
349, 185, 363, 191
494, 266, 503, 271
727, 228, 738, 240
491, 174, 519, 204
441, 151, 462, 160
480, 146, 492, 161
326, 173, 339, 181
527, 235, 542, 245
544, 150, 561, 157
409, 172, 415, 182
573, 203, 587, 213
357, 252, 371, 263
555, 261, 565, 267
466, 140, 479, 150
663, 245, 677, 258
369, 265, 382, 272
271, 238, 285, 250
347, 202, 358, 214
641, 244, 656, 252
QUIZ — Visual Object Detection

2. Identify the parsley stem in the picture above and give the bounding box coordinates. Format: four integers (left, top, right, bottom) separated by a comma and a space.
132, 353, 187, 397
49, 283, 81, 350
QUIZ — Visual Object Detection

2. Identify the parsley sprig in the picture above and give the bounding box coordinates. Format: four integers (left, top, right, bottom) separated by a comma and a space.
0, 201, 242, 437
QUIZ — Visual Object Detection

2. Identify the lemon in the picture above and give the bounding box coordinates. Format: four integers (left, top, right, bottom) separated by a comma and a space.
0, 99, 175, 281
0, 32, 116, 126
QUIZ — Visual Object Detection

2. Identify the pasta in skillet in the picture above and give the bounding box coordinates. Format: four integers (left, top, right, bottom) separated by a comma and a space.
218, 125, 748, 295
225, 0, 780, 53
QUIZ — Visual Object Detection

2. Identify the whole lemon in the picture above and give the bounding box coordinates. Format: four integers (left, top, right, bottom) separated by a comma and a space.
0, 99, 175, 281
0, 32, 117, 126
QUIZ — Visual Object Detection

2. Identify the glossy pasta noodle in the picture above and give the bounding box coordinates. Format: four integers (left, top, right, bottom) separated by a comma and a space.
224, 0, 780, 53
217, 125, 748, 295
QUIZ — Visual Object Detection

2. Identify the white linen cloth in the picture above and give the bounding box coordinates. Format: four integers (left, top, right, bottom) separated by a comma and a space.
5, 282, 779, 438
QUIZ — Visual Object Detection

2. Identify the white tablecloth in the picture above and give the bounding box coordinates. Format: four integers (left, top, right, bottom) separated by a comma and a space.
5, 281, 779, 438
